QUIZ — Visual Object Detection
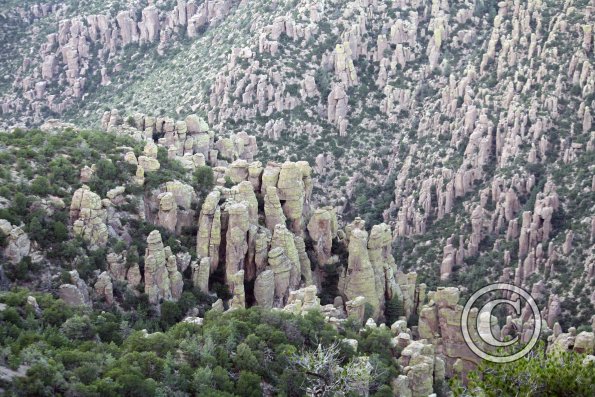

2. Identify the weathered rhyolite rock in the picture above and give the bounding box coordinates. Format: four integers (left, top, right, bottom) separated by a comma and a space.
192, 257, 211, 293
307, 207, 337, 266
271, 224, 301, 291
277, 161, 306, 234
70, 186, 108, 249
224, 202, 250, 281
138, 141, 161, 172
269, 247, 292, 306
59, 270, 91, 308
417, 287, 484, 379
294, 235, 313, 286
254, 269, 275, 309
228, 270, 245, 310
157, 192, 177, 232
1, 222, 31, 265
339, 229, 381, 317
264, 186, 286, 232
144, 230, 183, 305
107, 252, 127, 281
94, 272, 114, 304
196, 190, 221, 271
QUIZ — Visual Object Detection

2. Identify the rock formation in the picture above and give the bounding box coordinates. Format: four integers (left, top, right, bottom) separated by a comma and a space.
59, 270, 92, 308
144, 230, 183, 305
70, 186, 108, 249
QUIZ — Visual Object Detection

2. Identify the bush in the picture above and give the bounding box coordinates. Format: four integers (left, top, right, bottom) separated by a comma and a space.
236, 371, 261, 397
453, 345, 595, 396
384, 296, 405, 326
61, 315, 97, 341
194, 166, 214, 193
30, 176, 52, 196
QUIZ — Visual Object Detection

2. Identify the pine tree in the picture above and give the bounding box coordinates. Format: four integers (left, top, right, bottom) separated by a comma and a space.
384, 296, 405, 325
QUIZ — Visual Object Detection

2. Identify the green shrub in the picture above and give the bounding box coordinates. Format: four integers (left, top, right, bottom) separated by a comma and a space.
453, 345, 595, 396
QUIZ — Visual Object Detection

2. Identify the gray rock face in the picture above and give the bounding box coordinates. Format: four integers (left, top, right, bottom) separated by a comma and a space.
70, 186, 108, 249
2, 224, 31, 265
144, 230, 183, 304
59, 270, 91, 307
254, 269, 275, 309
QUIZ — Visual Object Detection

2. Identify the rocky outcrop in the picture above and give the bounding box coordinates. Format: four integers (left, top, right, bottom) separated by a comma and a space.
418, 287, 487, 379
277, 161, 307, 234
144, 230, 183, 305
0, 221, 31, 265
157, 192, 178, 232
264, 186, 286, 232
307, 207, 337, 266
192, 257, 211, 293
327, 84, 349, 135
107, 252, 127, 281
339, 229, 381, 317
254, 269, 275, 309
271, 224, 301, 291
267, 247, 292, 306
196, 190, 222, 271
59, 270, 91, 308
138, 141, 161, 172
70, 186, 108, 249
228, 269, 245, 310
94, 272, 114, 305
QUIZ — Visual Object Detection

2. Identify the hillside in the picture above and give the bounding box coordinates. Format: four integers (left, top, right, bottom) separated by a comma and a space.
0, 0, 594, 396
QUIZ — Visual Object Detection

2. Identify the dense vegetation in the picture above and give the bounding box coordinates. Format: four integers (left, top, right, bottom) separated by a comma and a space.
452, 344, 595, 397
0, 128, 207, 283
0, 289, 399, 397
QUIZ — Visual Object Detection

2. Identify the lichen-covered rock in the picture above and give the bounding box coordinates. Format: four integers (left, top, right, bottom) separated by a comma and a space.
94, 271, 114, 304
248, 161, 263, 191
192, 257, 210, 293
261, 162, 281, 193
271, 224, 301, 290
3, 225, 31, 265
70, 186, 108, 249
340, 229, 380, 317
417, 287, 480, 379
277, 161, 305, 234
157, 192, 177, 232
231, 182, 258, 225
307, 207, 337, 266
144, 230, 183, 304
59, 270, 91, 308
138, 141, 161, 172
134, 165, 145, 186
254, 269, 275, 309
165, 180, 197, 210
196, 191, 222, 270
346, 296, 367, 324
185, 114, 209, 133
367, 223, 395, 308
294, 235, 313, 286
268, 247, 292, 306
59, 284, 88, 307
127, 264, 142, 288
228, 270, 245, 310
573, 331, 594, 354
225, 202, 250, 281
264, 186, 286, 232
106, 252, 127, 281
